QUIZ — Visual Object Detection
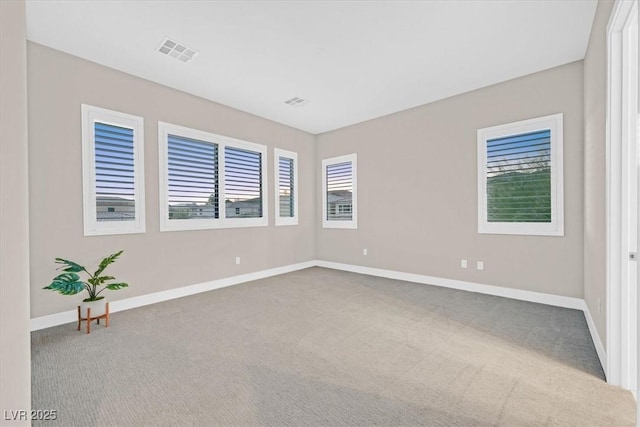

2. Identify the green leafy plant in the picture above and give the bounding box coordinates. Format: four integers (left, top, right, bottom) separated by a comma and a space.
43, 250, 128, 302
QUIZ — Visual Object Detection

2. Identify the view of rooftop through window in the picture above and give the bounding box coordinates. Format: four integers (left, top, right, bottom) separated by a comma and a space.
224, 146, 262, 219
326, 161, 353, 221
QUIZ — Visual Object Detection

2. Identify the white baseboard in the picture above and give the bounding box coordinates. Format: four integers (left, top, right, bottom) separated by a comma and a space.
30, 258, 608, 376
30, 309, 77, 331
30, 260, 316, 331
581, 301, 607, 377
316, 260, 584, 309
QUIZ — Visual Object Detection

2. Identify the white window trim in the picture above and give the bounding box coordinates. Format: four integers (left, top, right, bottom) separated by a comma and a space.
158, 122, 268, 232
81, 104, 145, 236
274, 148, 299, 226
477, 113, 564, 236
322, 153, 357, 229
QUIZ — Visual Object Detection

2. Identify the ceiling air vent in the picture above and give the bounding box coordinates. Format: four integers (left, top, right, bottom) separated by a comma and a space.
284, 97, 309, 107
157, 38, 198, 63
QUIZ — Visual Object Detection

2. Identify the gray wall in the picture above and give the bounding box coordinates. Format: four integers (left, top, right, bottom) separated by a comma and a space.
0, 0, 32, 423
583, 0, 616, 348
316, 61, 585, 298
28, 43, 316, 318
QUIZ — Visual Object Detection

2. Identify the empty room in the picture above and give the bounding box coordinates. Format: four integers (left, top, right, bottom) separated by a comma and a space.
1, 0, 639, 425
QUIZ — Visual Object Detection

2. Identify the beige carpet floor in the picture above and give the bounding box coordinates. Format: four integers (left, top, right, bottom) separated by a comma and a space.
31, 267, 635, 426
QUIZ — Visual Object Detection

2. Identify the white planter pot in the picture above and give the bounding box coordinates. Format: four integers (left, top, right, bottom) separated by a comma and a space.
80, 299, 108, 318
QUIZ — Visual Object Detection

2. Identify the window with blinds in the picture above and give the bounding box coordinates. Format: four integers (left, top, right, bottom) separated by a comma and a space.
159, 122, 268, 231
326, 161, 353, 221
486, 129, 551, 223
82, 104, 145, 236
477, 114, 563, 236
167, 134, 218, 220
322, 153, 357, 229
274, 148, 298, 226
94, 122, 135, 222
279, 158, 294, 216
224, 146, 263, 219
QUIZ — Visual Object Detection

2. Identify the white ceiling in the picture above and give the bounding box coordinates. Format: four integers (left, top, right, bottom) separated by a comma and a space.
26, 1, 597, 135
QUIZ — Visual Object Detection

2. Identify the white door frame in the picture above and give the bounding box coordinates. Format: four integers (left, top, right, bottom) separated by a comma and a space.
606, 0, 639, 392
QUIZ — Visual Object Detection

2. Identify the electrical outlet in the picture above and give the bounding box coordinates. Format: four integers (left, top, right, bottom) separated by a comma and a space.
461, 259, 468, 268
476, 261, 484, 271
363, 248, 368, 256
235, 256, 240, 265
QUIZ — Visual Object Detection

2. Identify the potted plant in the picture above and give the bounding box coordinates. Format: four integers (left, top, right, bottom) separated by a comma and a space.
43, 250, 129, 318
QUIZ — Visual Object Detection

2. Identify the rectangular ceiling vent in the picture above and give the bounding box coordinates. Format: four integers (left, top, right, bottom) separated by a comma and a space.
284, 97, 309, 107
157, 38, 198, 63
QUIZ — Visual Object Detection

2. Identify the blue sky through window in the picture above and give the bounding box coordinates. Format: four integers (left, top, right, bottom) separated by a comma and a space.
486, 130, 551, 177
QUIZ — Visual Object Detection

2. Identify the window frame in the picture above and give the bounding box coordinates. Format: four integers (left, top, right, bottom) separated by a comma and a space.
81, 104, 145, 236
477, 113, 564, 236
322, 153, 357, 229
274, 148, 299, 226
158, 122, 268, 231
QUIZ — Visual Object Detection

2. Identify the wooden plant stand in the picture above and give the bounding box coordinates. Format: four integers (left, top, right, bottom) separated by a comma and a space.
77, 302, 109, 334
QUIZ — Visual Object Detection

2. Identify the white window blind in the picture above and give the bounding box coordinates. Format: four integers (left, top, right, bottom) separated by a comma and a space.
82, 104, 145, 236
94, 122, 135, 222
279, 157, 294, 217
477, 114, 563, 236
224, 146, 263, 219
486, 129, 551, 223
167, 134, 218, 220
326, 161, 353, 221
322, 153, 357, 229
274, 148, 298, 226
